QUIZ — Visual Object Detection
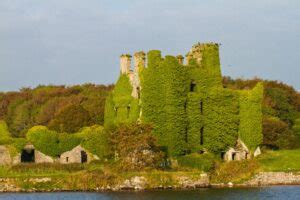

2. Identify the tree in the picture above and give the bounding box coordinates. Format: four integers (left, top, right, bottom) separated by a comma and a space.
111, 123, 165, 171
263, 117, 299, 149
48, 104, 91, 133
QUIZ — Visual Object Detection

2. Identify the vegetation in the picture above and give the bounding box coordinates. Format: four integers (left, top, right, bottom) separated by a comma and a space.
111, 123, 166, 171
211, 160, 260, 183
223, 77, 300, 150
0, 84, 113, 137
176, 153, 216, 171
257, 149, 300, 172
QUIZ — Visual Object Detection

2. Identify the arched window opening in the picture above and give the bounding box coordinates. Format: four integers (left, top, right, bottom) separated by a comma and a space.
200, 127, 204, 145
190, 81, 196, 92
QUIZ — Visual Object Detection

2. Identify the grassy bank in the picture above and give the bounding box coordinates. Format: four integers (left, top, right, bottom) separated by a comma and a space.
0, 150, 299, 191
257, 149, 300, 172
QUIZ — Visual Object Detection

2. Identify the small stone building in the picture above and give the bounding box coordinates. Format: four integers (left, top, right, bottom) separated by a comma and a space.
13, 144, 54, 164
59, 145, 98, 164
222, 139, 250, 161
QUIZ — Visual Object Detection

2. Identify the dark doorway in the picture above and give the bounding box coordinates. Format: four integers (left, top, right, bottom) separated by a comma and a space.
232, 153, 236, 161
221, 152, 225, 160
245, 152, 249, 159
21, 149, 35, 163
81, 151, 87, 163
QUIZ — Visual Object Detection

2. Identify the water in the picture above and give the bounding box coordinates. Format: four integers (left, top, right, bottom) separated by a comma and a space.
0, 186, 299, 200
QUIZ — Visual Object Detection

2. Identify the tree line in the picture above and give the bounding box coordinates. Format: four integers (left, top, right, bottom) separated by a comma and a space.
0, 77, 299, 150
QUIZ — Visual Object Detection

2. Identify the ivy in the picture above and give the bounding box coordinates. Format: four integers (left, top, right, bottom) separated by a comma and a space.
239, 83, 264, 150
141, 53, 189, 156
105, 43, 264, 156
104, 75, 140, 128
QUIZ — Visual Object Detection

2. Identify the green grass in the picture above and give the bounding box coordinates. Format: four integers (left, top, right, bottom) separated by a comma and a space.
257, 149, 300, 172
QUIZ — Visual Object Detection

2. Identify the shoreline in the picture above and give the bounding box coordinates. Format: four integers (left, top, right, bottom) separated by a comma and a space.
0, 184, 300, 193
0, 171, 299, 193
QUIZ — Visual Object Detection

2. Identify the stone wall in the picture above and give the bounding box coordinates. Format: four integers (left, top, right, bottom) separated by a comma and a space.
0, 146, 11, 165
245, 172, 300, 186
60, 145, 96, 164
35, 150, 54, 164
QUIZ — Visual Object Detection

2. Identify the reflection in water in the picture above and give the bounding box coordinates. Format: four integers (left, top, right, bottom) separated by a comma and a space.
0, 186, 299, 200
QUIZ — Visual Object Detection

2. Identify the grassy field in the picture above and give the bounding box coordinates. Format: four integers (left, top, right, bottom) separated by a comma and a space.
257, 149, 300, 172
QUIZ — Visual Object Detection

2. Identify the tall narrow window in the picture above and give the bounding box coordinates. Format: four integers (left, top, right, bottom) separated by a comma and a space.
200, 101, 203, 114
200, 127, 204, 145
127, 106, 131, 118
136, 87, 140, 99
190, 81, 196, 92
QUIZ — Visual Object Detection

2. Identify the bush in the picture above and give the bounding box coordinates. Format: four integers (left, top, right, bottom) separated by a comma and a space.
0, 121, 12, 144
263, 117, 299, 149
176, 153, 216, 172
26, 126, 60, 157
211, 160, 259, 183
58, 133, 82, 154
111, 123, 166, 171
80, 125, 112, 160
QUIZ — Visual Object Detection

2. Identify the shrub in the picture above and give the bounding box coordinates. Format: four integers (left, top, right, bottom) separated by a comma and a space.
0, 121, 12, 144
26, 126, 60, 157
211, 160, 259, 183
111, 123, 165, 171
58, 133, 82, 154
11, 138, 27, 153
263, 117, 299, 149
80, 125, 112, 160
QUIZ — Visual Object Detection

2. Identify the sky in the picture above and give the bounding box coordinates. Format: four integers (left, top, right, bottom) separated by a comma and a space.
0, 0, 299, 92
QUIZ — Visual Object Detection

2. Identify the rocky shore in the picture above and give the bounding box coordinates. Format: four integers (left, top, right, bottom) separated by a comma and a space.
0, 172, 299, 192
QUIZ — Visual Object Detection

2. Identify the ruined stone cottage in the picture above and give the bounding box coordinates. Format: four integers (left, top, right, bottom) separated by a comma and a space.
105, 42, 263, 159
0, 144, 98, 165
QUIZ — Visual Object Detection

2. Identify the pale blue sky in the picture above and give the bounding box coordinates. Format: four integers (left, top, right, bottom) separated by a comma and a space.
0, 0, 299, 91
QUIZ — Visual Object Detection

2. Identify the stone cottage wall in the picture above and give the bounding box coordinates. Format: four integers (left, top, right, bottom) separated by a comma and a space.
60, 145, 96, 164
35, 150, 54, 163
0, 146, 11, 165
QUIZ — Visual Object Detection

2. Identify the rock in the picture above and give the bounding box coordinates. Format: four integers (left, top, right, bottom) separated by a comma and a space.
120, 176, 147, 190
228, 182, 233, 187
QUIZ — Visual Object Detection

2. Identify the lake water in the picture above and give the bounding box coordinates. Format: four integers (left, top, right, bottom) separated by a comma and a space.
0, 186, 299, 200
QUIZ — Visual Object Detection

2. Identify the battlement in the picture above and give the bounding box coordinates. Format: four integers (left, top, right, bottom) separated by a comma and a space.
120, 42, 220, 73
120, 52, 146, 74
120, 54, 132, 74
186, 42, 219, 65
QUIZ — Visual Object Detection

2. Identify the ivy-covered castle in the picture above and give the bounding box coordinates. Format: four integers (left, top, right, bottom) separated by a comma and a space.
104, 43, 263, 159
